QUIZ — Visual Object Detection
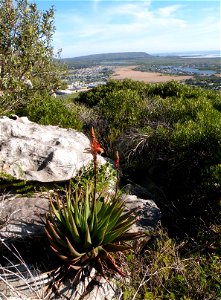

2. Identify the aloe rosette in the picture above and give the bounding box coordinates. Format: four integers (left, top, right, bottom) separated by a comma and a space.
45, 182, 142, 276
45, 127, 144, 276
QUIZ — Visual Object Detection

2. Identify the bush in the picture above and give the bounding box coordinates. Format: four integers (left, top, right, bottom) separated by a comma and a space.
77, 80, 221, 237
15, 95, 83, 130
77, 79, 150, 108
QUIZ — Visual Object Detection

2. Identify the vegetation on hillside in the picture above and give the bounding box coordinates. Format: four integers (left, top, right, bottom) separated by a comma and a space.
76, 79, 221, 238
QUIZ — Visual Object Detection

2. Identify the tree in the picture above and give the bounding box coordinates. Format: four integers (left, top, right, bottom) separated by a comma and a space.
0, 0, 65, 113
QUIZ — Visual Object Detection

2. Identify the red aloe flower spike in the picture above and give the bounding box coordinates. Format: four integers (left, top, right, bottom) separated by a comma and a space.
90, 127, 104, 212
90, 127, 104, 156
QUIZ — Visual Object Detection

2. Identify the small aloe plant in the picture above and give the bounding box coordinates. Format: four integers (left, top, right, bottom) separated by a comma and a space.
45, 127, 144, 277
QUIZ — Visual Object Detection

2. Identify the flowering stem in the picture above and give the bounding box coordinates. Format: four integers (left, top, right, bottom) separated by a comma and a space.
93, 153, 97, 212
90, 127, 104, 212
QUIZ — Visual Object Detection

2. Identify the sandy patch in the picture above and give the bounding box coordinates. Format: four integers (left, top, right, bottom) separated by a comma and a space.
111, 66, 193, 83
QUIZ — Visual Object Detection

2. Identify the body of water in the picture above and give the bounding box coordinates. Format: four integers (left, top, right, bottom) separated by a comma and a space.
153, 50, 221, 58
160, 66, 216, 75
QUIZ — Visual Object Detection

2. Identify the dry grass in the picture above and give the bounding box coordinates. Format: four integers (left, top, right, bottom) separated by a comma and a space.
111, 66, 193, 83
0, 241, 50, 299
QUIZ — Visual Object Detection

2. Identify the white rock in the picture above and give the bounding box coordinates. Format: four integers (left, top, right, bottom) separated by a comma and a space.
0, 116, 106, 182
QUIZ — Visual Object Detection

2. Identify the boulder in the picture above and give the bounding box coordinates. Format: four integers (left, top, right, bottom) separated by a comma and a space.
0, 116, 106, 182
123, 194, 161, 232
0, 193, 49, 239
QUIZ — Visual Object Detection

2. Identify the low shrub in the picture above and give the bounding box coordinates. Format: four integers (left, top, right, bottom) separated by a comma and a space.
14, 95, 83, 130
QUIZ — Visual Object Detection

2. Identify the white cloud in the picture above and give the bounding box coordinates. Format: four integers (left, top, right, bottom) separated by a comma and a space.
157, 4, 182, 17
52, 1, 220, 57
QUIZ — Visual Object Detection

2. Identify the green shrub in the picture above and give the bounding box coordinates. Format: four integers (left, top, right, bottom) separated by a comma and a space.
15, 95, 83, 130
77, 79, 150, 108
76, 79, 221, 237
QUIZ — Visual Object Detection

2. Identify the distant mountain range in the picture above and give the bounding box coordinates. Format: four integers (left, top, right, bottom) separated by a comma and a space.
61, 52, 154, 67
60, 50, 220, 68
63, 52, 152, 62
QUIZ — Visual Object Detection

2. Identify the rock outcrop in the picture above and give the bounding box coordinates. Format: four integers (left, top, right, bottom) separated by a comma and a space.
0, 115, 106, 182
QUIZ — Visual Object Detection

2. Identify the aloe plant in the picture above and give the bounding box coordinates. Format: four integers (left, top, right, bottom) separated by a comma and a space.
45, 127, 144, 277
45, 182, 142, 276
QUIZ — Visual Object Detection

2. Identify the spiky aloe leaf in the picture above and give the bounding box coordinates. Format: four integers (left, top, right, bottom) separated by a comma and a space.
96, 200, 123, 232
73, 190, 80, 227
95, 212, 111, 236
94, 197, 103, 214
105, 204, 126, 233
69, 213, 82, 244
83, 184, 91, 225
66, 237, 84, 258
46, 219, 67, 248
104, 253, 126, 277
90, 209, 98, 240
94, 202, 124, 242
113, 208, 137, 229
97, 199, 121, 221
95, 217, 110, 245
70, 265, 82, 271
113, 231, 147, 242
66, 201, 82, 244
62, 204, 75, 234
50, 245, 69, 261
103, 243, 131, 252
49, 196, 62, 222
45, 228, 66, 255
103, 220, 136, 245
89, 204, 96, 233
84, 222, 92, 249
112, 218, 136, 236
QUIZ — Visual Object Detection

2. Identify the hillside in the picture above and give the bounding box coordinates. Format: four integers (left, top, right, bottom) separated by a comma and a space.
64, 52, 152, 61
62, 52, 153, 67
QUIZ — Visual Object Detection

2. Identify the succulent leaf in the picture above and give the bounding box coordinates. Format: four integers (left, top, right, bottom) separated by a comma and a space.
66, 237, 84, 258
103, 243, 131, 252
49, 196, 62, 222
84, 222, 92, 248
46, 219, 67, 248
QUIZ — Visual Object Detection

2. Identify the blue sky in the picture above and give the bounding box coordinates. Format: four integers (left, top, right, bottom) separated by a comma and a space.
30, 0, 220, 58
